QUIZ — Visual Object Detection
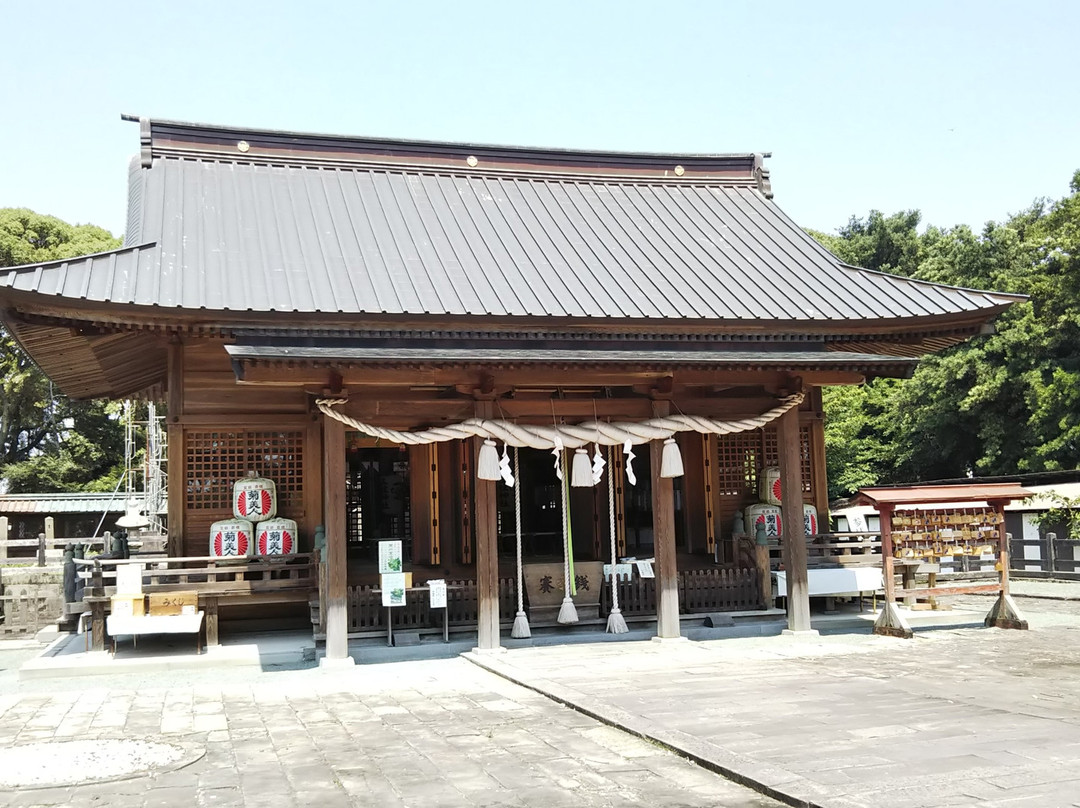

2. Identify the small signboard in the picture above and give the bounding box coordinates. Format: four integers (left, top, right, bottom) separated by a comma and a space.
427, 579, 447, 609
635, 560, 655, 579
115, 563, 144, 595
379, 540, 403, 575
846, 512, 868, 533
381, 573, 407, 607
603, 563, 634, 582
149, 591, 198, 616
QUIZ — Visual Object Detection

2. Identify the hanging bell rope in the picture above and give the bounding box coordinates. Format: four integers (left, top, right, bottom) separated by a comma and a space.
606, 443, 629, 634
510, 447, 531, 639
557, 451, 578, 625
316, 394, 804, 450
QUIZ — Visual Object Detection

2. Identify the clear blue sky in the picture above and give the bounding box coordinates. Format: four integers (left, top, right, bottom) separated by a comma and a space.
1, 0, 1076, 239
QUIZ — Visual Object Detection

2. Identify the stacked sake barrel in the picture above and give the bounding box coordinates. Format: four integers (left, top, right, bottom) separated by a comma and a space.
210, 474, 298, 558
744, 466, 819, 539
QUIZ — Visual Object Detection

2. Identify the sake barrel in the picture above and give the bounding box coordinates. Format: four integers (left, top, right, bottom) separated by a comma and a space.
759, 467, 782, 505
256, 517, 297, 556
210, 518, 253, 558
745, 503, 819, 538
745, 503, 782, 538
234, 475, 277, 521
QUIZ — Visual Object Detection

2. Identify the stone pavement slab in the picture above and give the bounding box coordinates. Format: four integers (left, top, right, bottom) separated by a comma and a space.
0, 646, 780, 808
467, 593, 1080, 808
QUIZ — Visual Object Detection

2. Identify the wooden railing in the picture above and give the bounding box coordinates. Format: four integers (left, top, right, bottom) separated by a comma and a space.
751, 532, 883, 570
72, 552, 319, 651
344, 577, 516, 635
600, 567, 763, 617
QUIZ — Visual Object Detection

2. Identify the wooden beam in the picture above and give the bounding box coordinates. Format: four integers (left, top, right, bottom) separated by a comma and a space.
322, 414, 350, 662
650, 401, 681, 638
175, 414, 314, 427
778, 405, 811, 632
235, 364, 867, 390
473, 401, 501, 650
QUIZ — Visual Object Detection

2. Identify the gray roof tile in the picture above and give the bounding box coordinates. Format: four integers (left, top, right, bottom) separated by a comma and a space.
0, 127, 1023, 326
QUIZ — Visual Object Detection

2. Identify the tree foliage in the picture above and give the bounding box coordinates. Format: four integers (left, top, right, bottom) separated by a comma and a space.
817, 171, 1080, 499
0, 208, 123, 493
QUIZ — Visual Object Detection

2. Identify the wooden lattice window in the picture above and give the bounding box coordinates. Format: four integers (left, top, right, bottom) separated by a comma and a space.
716, 431, 761, 496
185, 430, 304, 514
715, 426, 812, 497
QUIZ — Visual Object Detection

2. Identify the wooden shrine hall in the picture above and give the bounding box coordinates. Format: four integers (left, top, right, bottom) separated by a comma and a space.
0, 116, 1024, 661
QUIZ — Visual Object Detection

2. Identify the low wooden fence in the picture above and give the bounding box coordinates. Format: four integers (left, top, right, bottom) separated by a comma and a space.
1009, 532, 1080, 575
601, 567, 762, 617
0, 593, 54, 635
346, 578, 516, 633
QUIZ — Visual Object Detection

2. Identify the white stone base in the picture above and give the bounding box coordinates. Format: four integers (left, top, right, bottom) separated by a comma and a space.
781, 629, 820, 637
319, 655, 356, 669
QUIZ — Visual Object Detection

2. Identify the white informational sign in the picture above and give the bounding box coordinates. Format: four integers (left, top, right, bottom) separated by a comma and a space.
846, 512, 868, 533
115, 563, 144, 595
381, 573, 407, 607
603, 563, 634, 582
378, 540, 403, 575
427, 579, 447, 609
635, 560, 655, 579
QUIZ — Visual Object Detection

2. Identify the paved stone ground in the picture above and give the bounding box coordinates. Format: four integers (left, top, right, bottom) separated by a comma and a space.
0, 645, 779, 807
472, 587, 1080, 808
3, 580, 1080, 807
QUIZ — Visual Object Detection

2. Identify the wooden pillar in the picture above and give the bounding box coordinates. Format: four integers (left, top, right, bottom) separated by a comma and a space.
806, 388, 830, 520
322, 414, 350, 663
166, 340, 185, 556
409, 443, 441, 566
651, 402, 680, 638
473, 401, 501, 650
778, 405, 811, 632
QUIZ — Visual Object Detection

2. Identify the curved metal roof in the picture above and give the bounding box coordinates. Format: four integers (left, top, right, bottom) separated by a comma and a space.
0, 119, 1022, 324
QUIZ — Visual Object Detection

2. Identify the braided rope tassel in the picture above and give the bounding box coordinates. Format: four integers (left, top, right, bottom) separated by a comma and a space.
557, 450, 578, 624
510, 447, 531, 638
606, 443, 629, 634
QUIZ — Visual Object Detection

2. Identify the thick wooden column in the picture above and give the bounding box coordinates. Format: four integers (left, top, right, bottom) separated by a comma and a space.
651, 401, 681, 639
778, 405, 811, 632
321, 414, 351, 663
166, 341, 185, 556
473, 401, 501, 650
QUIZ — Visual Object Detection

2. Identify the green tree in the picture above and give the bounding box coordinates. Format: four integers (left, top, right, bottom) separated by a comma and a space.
0, 208, 124, 492
815, 171, 1080, 499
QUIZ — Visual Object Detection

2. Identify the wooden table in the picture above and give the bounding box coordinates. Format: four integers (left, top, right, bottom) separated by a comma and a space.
105, 611, 206, 654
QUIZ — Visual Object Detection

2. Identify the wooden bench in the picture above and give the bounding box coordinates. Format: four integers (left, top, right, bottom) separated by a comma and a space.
72, 553, 318, 652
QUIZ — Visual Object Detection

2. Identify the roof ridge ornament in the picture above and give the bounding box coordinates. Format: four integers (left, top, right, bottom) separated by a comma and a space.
139, 117, 152, 168
754, 153, 772, 199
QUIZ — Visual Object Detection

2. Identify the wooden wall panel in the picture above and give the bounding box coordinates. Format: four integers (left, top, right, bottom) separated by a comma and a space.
180, 427, 307, 557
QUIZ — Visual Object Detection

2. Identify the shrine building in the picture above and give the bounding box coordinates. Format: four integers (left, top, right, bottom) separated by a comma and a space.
0, 117, 1024, 660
